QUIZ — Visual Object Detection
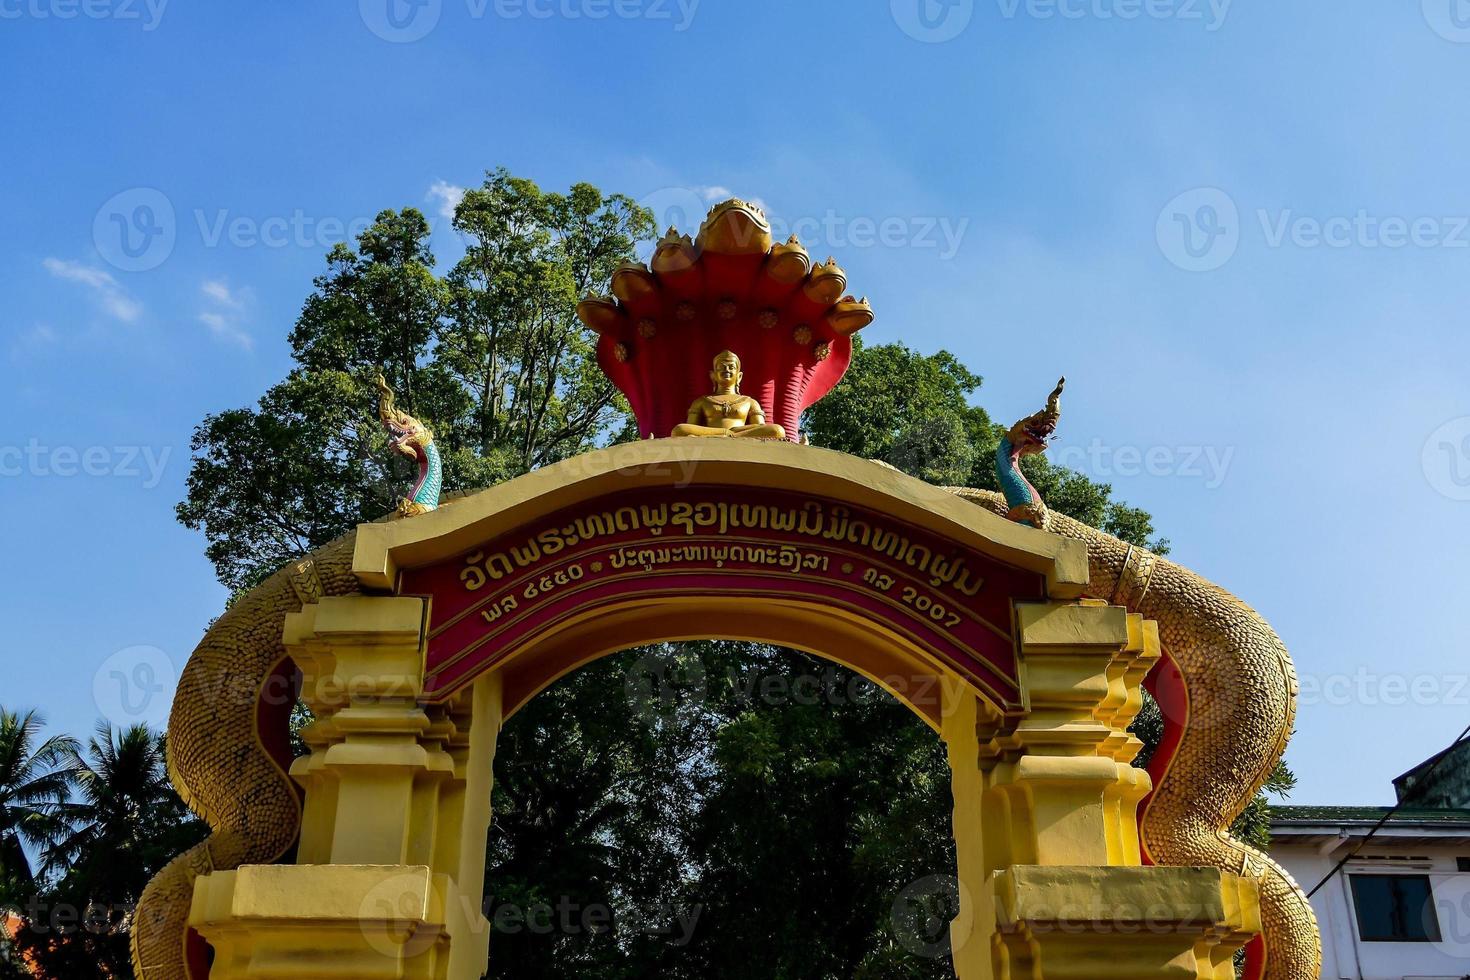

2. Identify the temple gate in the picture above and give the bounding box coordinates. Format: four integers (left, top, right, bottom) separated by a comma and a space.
134, 200, 1316, 980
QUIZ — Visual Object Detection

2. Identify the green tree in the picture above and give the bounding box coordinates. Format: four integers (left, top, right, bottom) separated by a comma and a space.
11, 726, 205, 978
1, 721, 205, 980
179, 171, 650, 593
0, 711, 75, 909
44, 726, 204, 902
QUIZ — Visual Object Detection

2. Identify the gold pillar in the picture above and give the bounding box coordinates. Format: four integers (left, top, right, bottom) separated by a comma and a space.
944, 600, 1260, 979
188, 596, 503, 980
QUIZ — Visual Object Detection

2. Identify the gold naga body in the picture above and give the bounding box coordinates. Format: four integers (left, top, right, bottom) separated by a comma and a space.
670, 350, 787, 440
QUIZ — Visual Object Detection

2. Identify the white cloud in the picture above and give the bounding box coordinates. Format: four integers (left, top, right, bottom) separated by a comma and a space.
198, 278, 253, 349
201, 279, 243, 308
199, 310, 252, 349
43, 258, 142, 322
427, 180, 466, 221
7, 323, 58, 360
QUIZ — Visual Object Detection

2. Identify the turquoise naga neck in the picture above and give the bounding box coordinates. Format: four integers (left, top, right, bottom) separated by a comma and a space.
996, 437, 1041, 528
413, 441, 442, 510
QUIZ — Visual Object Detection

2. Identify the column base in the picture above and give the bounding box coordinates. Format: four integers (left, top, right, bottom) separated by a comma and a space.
190, 865, 489, 980
970, 866, 1260, 980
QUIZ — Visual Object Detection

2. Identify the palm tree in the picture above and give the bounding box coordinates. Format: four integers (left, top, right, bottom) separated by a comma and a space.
0, 709, 77, 901
45, 724, 198, 905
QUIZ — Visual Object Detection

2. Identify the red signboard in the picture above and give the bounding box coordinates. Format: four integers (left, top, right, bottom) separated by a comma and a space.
399, 486, 1044, 710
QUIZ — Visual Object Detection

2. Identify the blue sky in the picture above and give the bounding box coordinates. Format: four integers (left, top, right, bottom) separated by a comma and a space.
3, 0, 1469, 807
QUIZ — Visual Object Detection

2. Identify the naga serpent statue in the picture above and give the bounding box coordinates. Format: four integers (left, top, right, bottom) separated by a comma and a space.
956, 379, 1319, 980
132, 384, 1319, 980
375, 373, 442, 517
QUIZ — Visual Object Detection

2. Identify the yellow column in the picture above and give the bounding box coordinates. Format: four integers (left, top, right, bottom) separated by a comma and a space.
188, 596, 504, 980
944, 600, 1260, 979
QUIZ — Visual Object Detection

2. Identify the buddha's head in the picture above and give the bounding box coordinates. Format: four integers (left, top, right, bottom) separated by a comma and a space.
711, 350, 742, 393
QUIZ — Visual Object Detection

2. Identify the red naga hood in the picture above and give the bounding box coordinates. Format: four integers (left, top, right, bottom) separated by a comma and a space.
577, 199, 874, 441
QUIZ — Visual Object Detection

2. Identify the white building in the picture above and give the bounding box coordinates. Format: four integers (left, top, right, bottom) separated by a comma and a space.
1270, 746, 1470, 980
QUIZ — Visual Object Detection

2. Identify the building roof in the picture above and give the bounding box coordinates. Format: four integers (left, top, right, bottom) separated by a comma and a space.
1271, 804, 1470, 848
1273, 805, 1470, 825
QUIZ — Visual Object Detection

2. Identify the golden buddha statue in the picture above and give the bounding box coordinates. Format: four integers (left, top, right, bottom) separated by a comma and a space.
671, 351, 787, 440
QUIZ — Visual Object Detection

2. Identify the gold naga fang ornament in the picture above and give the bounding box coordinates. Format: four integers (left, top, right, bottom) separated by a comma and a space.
133, 198, 1318, 980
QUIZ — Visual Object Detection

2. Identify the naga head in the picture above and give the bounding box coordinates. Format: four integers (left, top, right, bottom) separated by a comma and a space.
374, 374, 432, 458
1006, 377, 1065, 457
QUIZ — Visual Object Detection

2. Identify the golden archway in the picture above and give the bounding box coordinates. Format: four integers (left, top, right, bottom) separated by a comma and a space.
136, 441, 1272, 980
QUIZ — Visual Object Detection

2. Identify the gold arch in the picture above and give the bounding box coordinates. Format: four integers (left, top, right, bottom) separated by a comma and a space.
135, 441, 1289, 980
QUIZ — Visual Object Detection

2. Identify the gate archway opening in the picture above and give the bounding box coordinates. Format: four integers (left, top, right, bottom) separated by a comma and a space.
483, 631, 965, 975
